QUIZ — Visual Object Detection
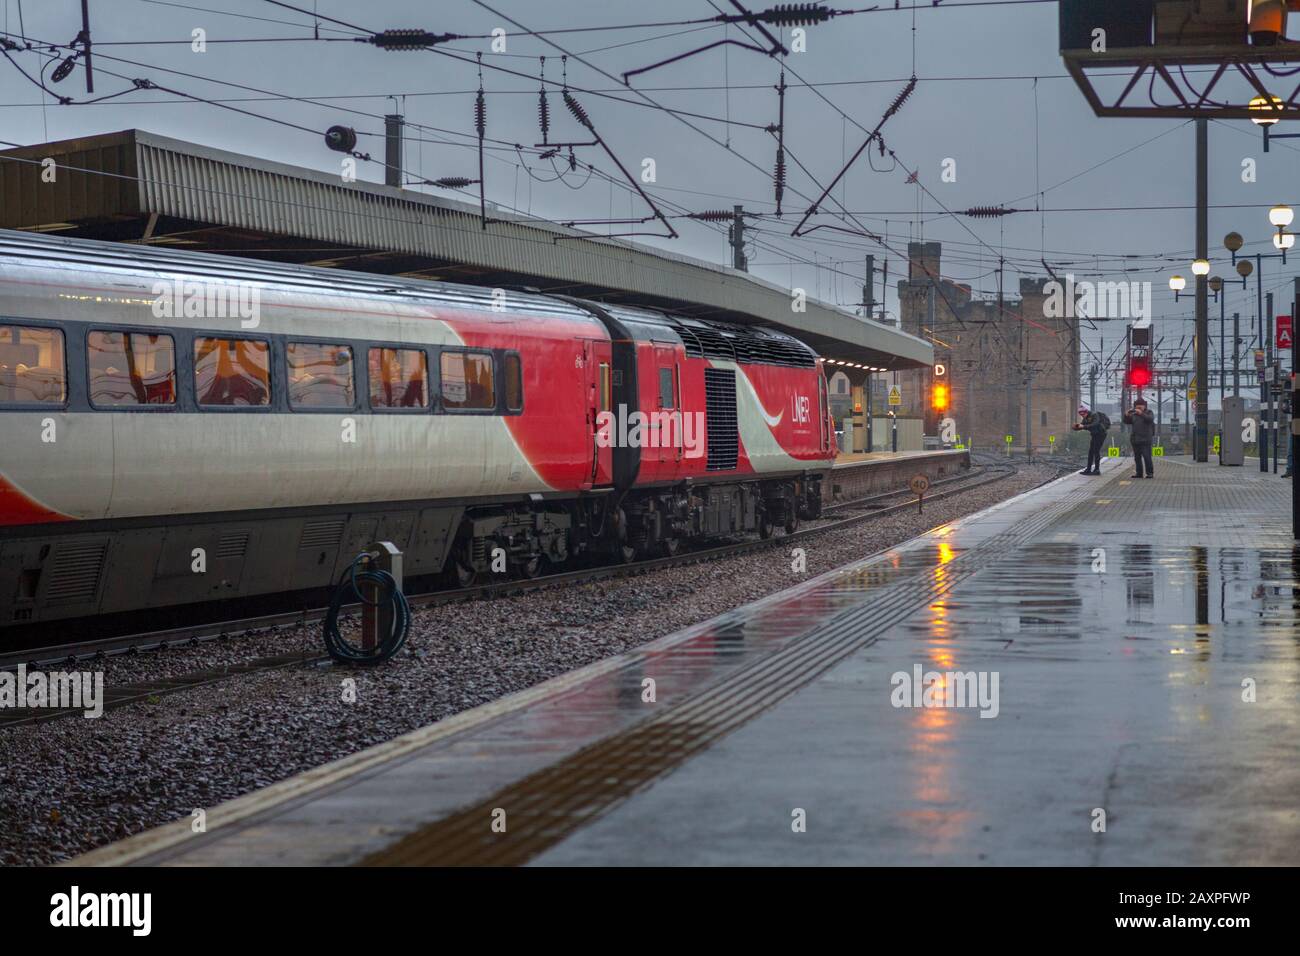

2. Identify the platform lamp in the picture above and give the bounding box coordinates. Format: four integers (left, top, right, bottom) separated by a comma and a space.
1169, 274, 1186, 302
1250, 93, 1295, 151
1226, 225, 1289, 471
1209, 275, 1229, 406
1271, 204, 1295, 260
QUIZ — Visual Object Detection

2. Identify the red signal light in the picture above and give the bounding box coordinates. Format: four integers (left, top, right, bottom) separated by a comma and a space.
1128, 357, 1152, 389
932, 383, 950, 412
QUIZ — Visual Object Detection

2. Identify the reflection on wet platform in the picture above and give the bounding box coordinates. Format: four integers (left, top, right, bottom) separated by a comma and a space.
95, 460, 1300, 867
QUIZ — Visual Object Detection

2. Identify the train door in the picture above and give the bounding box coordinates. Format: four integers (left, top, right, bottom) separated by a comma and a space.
580, 338, 614, 489
818, 371, 832, 453
652, 344, 681, 477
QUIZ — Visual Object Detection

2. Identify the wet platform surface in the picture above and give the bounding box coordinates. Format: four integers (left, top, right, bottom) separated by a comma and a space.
81, 457, 1300, 866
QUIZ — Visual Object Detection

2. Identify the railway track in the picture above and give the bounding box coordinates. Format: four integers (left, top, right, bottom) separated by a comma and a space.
0, 461, 1038, 729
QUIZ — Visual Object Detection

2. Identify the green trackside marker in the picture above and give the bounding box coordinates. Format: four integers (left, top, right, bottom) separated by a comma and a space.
1153, 446, 1165, 457
1213, 434, 1221, 453
1107, 445, 1120, 458
1048, 435, 1056, 447
1004, 435, 1013, 444
955, 443, 967, 450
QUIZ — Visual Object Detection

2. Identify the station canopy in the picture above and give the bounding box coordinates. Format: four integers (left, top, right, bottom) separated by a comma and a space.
0, 129, 930, 372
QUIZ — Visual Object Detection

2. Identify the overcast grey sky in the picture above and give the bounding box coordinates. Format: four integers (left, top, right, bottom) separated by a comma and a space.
2, 0, 1298, 404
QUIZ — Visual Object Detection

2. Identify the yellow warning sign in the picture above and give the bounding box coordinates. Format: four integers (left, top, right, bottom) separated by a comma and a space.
888, 386, 902, 407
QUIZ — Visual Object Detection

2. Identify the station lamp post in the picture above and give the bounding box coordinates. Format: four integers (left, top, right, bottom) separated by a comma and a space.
1251, 92, 1300, 152
1191, 256, 1211, 461
1226, 210, 1295, 471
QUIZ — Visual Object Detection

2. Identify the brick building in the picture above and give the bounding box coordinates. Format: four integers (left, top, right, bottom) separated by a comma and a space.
896, 242, 1081, 451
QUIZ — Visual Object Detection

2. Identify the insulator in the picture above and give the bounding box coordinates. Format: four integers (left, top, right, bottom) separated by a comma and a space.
773, 148, 787, 203
432, 177, 476, 189
964, 206, 1015, 218
475, 90, 486, 138
538, 90, 550, 142
324, 125, 358, 153
757, 4, 831, 26
688, 210, 735, 221
883, 76, 917, 120
563, 91, 593, 130
50, 55, 77, 84
368, 29, 448, 50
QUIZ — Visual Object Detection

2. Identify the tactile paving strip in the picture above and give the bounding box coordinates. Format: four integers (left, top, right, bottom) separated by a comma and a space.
362, 483, 1090, 866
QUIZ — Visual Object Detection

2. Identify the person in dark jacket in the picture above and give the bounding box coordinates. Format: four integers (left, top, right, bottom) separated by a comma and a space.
1123, 398, 1156, 478
1073, 406, 1107, 475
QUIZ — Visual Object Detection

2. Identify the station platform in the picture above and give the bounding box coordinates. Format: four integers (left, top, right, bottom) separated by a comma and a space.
76, 456, 1300, 866
829, 448, 968, 500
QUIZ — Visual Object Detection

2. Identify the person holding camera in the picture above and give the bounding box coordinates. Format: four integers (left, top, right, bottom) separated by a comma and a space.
1073, 406, 1109, 475
1123, 398, 1156, 479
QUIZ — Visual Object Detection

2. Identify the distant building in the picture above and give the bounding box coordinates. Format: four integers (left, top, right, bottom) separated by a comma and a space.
896, 242, 1081, 450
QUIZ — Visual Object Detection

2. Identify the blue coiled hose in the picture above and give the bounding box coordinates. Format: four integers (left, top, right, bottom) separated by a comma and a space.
322, 553, 411, 665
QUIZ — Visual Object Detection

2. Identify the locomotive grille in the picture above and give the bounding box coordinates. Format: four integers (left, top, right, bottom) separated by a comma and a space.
45, 542, 108, 605
665, 317, 814, 368
299, 520, 344, 550
704, 368, 739, 471
216, 531, 250, 559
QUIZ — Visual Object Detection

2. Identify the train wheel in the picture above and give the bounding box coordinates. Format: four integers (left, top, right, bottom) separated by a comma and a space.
783, 512, 799, 535
519, 555, 545, 579
619, 542, 638, 564
759, 515, 775, 539
660, 537, 681, 557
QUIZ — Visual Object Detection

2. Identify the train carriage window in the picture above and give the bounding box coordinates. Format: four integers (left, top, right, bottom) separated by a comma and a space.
88, 330, 176, 406
440, 351, 494, 410
0, 325, 65, 405
194, 336, 270, 407
598, 363, 611, 412
288, 341, 355, 409
658, 367, 675, 409
504, 353, 523, 412
369, 347, 429, 409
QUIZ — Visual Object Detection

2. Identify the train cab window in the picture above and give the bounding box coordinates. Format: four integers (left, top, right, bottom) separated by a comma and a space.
503, 353, 523, 412
287, 342, 355, 409
0, 325, 65, 405
658, 367, 674, 409
87, 330, 176, 406
369, 347, 429, 409
440, 351, 494, 410
194, 336, 270, 407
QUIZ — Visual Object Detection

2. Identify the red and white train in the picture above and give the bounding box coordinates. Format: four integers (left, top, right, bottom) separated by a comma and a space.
0, 229, 835, 630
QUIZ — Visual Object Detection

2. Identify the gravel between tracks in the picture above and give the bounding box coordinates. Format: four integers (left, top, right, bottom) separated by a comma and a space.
0, 463, 1061, 865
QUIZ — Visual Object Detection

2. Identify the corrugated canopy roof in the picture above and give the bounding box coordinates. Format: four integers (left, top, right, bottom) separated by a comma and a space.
0, 129, 930, 370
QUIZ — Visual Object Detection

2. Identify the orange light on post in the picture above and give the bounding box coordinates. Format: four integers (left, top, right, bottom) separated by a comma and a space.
1250, 1, 1288, 47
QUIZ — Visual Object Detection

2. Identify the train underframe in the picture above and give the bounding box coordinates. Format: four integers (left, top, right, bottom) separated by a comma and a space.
445, 473, 825, 583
